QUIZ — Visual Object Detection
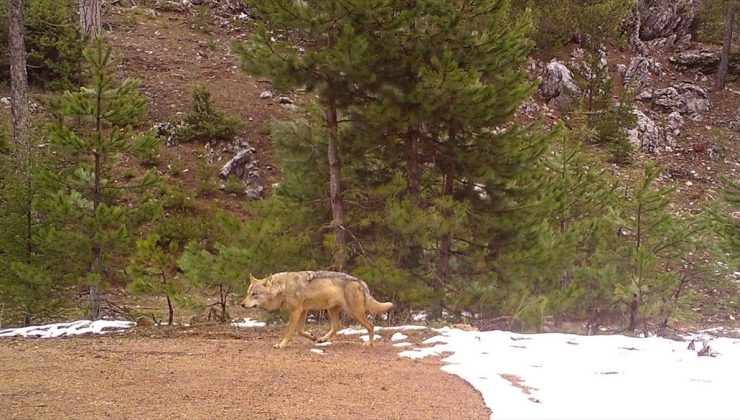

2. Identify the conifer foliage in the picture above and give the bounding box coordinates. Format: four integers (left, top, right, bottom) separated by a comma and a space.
43, 39, 159, 319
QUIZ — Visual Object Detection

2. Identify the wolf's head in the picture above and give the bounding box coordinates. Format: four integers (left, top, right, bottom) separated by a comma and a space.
240, 275, 283, 311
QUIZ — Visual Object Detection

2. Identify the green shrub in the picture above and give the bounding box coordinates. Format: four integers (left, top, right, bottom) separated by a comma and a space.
195, 158, 218, 197
0, 0, 84, 90
176, 83, 243, 143
223, 175, 244, 195
511, 0, 633, 50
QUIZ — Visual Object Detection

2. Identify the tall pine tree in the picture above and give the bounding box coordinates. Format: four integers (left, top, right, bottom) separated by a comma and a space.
234, 1, 391, 271
43, 39, 159, 319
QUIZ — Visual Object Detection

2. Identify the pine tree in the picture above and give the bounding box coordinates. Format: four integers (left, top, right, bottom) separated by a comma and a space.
346, 1, 559, 316
176, 83, 242, 143
570, 46, 636, 164
707, 179, 740, 264
233, 1, 390, 271
43, 39, 159, 319
0, 0, 84, 90
613, 164, 703, 331
127, 234, 179, 325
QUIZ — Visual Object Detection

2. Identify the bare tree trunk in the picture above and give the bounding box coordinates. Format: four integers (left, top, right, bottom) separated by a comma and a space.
78, 0, 102, 39
715, 7, 736, 91
89, 78, 104, 320
399, 125, 424, 269
628, 295, 639, 331
436, 128, 456, 290
325, 96, 347, 272
405, 126, 420, 205
8, 0, 32, 259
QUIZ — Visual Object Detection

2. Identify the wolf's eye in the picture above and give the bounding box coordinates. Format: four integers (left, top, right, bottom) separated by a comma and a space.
251, 292, 257, 297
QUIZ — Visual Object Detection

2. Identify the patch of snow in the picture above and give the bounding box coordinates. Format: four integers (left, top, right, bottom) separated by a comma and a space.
230, 318, 266, 328
411, 311, 429, 321
359, 334, 382, 343
393, 342, 413, 348
314, 341, 332, 347
337, 325, 426, 336
400, 327, 740, 419
309, 348, 325, 355
337, 327, 366, 335
0, 320, 133, 338
391, 332, 408, 342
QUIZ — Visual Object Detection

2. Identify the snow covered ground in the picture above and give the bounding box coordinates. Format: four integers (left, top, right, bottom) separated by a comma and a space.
230, 317, 266, 328
3, 319, 738, 419
398, 327, 740, 420
0, 320, 133, 338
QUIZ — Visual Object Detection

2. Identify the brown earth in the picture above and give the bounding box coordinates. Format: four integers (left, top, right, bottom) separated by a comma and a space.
0, 325, 490, 420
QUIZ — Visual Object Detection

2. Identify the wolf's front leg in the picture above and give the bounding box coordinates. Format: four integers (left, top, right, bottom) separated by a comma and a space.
275, 309, 302, 349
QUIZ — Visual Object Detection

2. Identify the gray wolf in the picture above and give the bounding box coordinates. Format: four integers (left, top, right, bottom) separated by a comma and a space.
240, 271, 393, 349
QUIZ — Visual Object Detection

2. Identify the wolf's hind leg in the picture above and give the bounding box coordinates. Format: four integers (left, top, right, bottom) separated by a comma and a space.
318, 307, 341, 342
348, 308, 375, 346
297, 310, 317, 341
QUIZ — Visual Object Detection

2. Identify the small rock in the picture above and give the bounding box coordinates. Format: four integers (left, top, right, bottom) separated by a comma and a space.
259, 90, 273, 99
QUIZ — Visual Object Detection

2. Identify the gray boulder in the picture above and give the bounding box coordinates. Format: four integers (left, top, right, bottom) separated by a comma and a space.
627, 109, 670, 154
218, 142, 263, 199
638, 0, 700, 42
670, 50, 720, 73
539, 60, 580, 108
670, 50, 740, 75
638, 82, 711, 120
622, 56, 662, 90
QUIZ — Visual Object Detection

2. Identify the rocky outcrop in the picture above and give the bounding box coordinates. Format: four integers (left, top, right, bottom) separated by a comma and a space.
669, 50, 720, 73
638, 0, 700, 42
670, 50, 740, 75
625, 0, 700, 52
627, 109, 671, 154
539, 59, 579, 109
218, 140, 263, 199
620, 56, 662, 90
637, 82, 711, 120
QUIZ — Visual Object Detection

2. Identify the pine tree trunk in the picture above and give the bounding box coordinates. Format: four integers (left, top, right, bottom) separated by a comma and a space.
401, 125, 423, 269
162, 271, 173, 325
89, 84, 103, 319
406, 124, 420, 204
436, 128, 456, 289
8, 0, 32, 259
325, 96, 347, 272
436, 172, 454, 289
78, 0, 101, 39
628, 295, 639, 331
715, 7, 736, 91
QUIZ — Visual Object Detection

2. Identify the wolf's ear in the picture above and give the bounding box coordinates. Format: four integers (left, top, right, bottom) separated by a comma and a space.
249, 274, 258, 283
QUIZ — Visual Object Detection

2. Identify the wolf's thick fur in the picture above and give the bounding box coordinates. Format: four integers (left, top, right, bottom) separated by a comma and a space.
240, 271, 393, 349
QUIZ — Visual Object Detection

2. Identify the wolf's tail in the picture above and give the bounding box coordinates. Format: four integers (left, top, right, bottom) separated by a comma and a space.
362, 283, 393, 315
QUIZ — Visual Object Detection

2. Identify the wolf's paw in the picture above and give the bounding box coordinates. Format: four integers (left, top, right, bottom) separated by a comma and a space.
363, 340, 374, 347
273, 342, 287, 349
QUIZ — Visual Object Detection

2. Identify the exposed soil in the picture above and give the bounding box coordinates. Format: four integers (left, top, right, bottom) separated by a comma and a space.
0, 325, 490, 419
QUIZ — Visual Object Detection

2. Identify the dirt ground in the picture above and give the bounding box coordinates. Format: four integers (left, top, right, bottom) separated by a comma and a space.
0, 325, 490, 420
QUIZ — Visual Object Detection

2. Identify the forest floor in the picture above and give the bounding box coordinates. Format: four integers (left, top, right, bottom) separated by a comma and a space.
0, 324, 490, 420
